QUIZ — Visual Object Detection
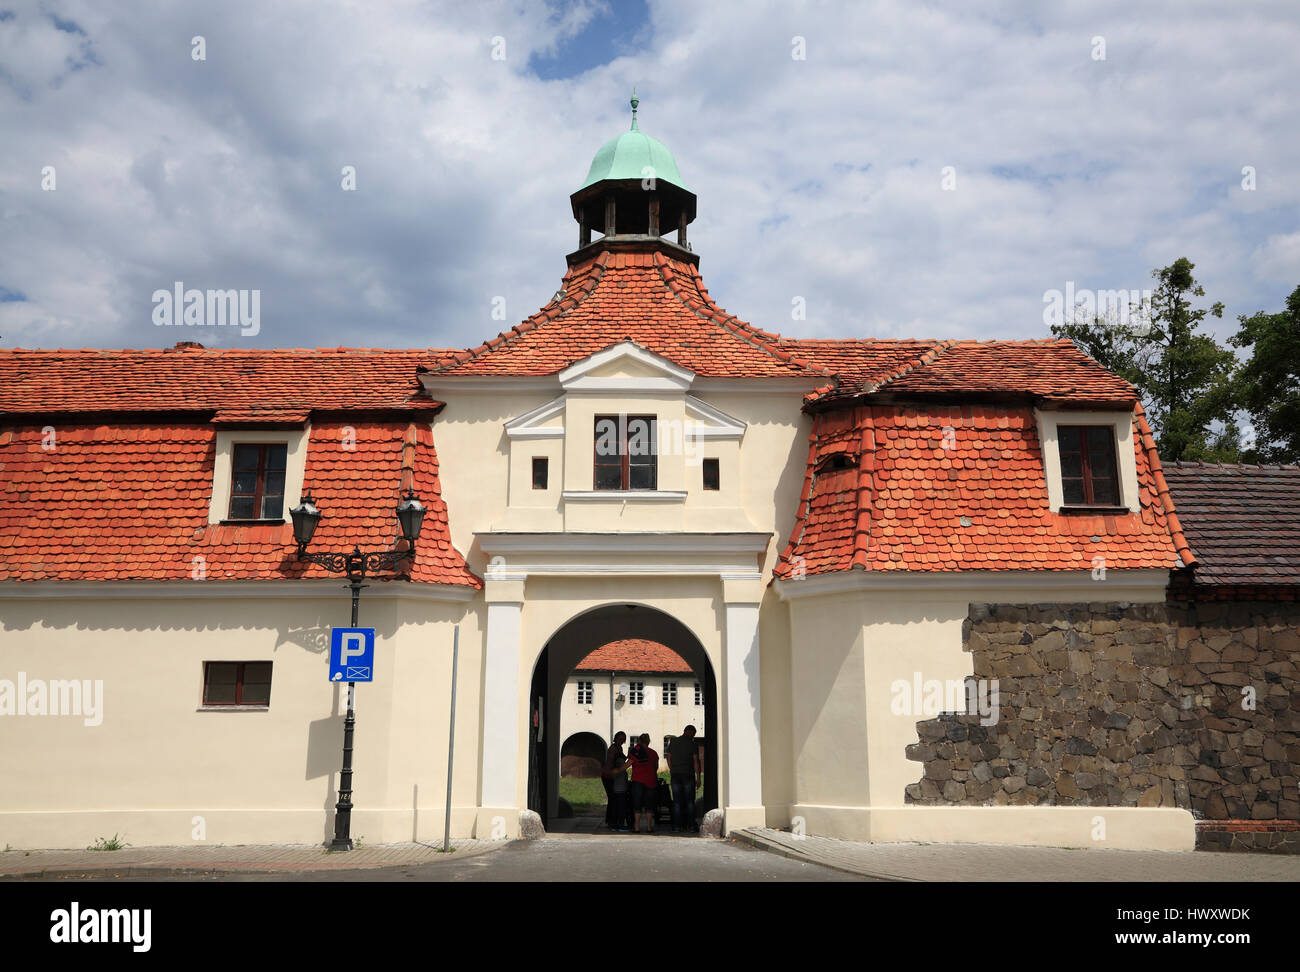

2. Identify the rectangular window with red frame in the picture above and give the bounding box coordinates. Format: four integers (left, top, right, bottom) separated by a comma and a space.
202, 661, 273, 706
228, 443, 288, 519
593, 415, 657, 490
1058, 425, 1120, 506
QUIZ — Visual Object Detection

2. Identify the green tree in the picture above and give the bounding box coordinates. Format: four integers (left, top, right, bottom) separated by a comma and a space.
1231, 284, 1300, 463
1052, 258, 1239, 462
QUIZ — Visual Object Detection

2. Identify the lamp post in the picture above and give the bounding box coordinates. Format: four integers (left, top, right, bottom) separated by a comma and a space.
289, 488, 427, 851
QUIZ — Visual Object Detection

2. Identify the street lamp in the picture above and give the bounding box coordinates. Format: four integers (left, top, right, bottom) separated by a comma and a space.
289, 488, 426, 851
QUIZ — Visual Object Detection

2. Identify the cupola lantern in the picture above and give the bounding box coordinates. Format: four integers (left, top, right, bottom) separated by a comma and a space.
570, 92, 697, 253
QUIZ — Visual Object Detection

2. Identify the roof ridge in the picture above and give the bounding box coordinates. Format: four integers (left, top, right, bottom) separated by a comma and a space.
861, 339, 958, 394
1168, 460, 1300, 472
652, 252, 834, 377
1134, 402, 1195, 568
426, 254, 610, 373
851, 406, 875, 570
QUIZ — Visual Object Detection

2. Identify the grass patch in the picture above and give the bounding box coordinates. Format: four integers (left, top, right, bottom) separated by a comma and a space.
87, 834, 129, 851
558, 773, 705, 815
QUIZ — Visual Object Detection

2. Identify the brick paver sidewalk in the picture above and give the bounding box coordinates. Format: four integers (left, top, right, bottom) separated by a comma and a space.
734, 828, 1300, 881
0, 839, 504, 879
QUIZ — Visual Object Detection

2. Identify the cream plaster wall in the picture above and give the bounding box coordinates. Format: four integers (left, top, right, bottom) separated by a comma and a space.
777, 570, 1184, 846
0, 585, 477, 848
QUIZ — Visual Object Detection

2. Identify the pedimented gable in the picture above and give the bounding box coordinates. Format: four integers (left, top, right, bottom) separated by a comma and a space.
558, 341, 695, 392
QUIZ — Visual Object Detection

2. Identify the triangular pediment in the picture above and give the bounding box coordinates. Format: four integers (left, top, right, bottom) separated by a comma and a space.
557, 341, 695, 392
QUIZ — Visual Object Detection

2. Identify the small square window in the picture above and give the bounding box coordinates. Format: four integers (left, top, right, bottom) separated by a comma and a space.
532, 456, 549, 490
203, 661, 273, 707
702, 458, 720, 491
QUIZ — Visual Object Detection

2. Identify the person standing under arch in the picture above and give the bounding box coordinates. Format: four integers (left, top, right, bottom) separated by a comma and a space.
602, 732, 631, 832
627, 733, 660, 833
666, 724, 700, 832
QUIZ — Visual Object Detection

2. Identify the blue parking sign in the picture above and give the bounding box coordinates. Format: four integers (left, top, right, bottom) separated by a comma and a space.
329, 627, 375, 682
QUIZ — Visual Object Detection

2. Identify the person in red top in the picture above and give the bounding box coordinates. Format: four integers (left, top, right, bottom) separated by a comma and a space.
627, 733, 660, 833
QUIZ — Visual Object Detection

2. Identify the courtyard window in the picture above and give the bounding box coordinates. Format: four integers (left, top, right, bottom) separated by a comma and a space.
594, 415, 657, 490
662, 681, 677, 705
1058, 425, 1120, 506
576, 680, 593, 705
702, 458, 720, 491
228, 443, 287, 519
202, 661, 272, 707
628, 680, 645, 705
694, 681, 702, 705
532, 456, 549, 489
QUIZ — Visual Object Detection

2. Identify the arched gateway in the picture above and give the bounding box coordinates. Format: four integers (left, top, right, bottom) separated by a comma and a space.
529, 605, 720, 827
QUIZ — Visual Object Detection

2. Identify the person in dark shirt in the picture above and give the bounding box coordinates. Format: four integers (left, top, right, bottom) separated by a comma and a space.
601, 732, 631, 832
666, 724, 700, 832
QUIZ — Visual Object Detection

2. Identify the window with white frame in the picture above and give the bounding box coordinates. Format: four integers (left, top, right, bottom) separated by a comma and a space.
1035, 409, 1140, 514
662, 681, 677, 705
694, 681, 702, 705
628, 681, 645, 705
576, 680, 593, 705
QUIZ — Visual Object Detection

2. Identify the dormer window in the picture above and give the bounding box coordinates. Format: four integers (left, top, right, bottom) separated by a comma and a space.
1058, 425, 1119, 506
594, 415, 657, 490
228, 443, 288, 519
1035, 410, 1137, 514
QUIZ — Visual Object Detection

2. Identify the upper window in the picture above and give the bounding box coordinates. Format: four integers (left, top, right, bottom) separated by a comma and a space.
228, 443, 287, 519
1058, 425, 1120, 506
702, 458, 720, 491
662, 681, 677, 706
202, 661, 272, 707
628, 680, 645, 705
576, 680, 593, 705
593, 415, 657, 490
694, 681, 702, 705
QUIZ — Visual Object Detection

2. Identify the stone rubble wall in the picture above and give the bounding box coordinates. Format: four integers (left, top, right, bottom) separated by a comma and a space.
904, 601, 1300, 825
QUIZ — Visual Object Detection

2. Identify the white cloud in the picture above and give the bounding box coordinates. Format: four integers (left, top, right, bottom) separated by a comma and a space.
1, 0, 1297, 352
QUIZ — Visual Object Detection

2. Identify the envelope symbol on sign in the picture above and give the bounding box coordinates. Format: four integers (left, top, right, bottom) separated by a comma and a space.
346, 667, 371, 679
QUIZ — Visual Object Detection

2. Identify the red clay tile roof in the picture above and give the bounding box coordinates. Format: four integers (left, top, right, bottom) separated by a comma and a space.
423, 248, 833, 378
0, 418, 478, 586
803, 339, 1138, 408
1162, 461, 1300, 587
574, 639, 693, 673
775, 403, 1183, 577
0, 346, 445, 413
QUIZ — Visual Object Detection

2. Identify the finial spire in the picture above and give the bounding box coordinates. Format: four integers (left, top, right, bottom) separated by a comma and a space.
630, 88, 639, 131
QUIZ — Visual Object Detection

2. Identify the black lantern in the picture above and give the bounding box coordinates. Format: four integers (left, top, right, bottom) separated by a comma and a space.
290, 491, 322, 552
395, 489, 426, 545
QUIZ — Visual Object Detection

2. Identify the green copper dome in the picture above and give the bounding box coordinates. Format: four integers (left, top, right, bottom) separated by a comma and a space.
580, 94, 689, 192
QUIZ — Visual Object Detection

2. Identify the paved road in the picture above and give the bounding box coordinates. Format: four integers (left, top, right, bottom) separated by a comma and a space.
24, 835, 868, 882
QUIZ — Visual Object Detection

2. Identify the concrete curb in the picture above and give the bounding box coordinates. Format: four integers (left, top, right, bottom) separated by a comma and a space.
730, 829, 919, 882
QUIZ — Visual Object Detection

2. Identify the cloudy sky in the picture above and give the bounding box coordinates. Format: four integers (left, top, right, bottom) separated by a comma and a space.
2, 0, 1297, 353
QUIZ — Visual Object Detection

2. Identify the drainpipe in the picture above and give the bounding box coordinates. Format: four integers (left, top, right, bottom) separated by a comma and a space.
609, 671, 615, 742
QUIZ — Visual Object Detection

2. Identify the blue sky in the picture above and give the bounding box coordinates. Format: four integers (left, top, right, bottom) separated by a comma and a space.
1, 0, 1297, 352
